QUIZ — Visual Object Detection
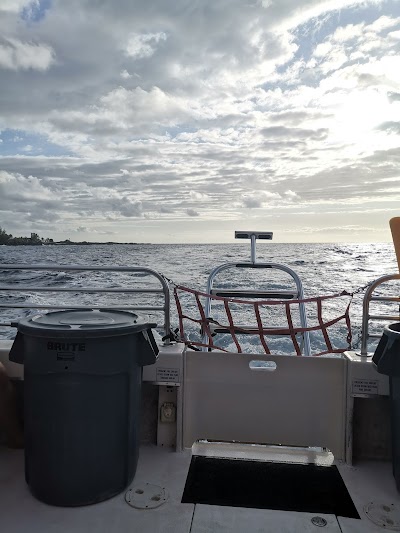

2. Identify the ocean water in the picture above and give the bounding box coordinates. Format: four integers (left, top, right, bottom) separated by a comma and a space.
1, 242, 399, 354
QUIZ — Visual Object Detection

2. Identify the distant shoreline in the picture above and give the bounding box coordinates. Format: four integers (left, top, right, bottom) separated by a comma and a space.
2, 241, 148, 246
0, 227, 151, 246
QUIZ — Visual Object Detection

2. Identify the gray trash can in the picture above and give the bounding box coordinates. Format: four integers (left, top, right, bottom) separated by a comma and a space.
373, 322, 400, 490
9, 309, 158, 506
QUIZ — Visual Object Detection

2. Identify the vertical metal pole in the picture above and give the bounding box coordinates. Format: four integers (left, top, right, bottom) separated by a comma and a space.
359, 292, 370, 357
297, 285, 311, 356
250, 234, 257, 263
163, 288, 171, 345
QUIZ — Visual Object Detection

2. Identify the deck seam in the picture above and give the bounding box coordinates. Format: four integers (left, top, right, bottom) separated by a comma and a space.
189, 504, 196, 533
337, 515, 345, 533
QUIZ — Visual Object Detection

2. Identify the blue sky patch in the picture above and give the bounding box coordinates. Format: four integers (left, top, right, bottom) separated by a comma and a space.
21, 0, 52, 24
0, 129, 72, 157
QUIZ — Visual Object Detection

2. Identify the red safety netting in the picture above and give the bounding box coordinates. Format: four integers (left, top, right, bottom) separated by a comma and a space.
173, 285, 353, 356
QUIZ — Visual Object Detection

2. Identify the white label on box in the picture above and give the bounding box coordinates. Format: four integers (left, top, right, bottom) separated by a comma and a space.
156, 367, 180, 383
352, 379, 378, 395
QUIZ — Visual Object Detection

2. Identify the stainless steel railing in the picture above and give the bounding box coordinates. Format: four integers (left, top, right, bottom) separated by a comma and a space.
202, 262, 311, 355
201, 231, 311, 355
0, 264, 171, 342
359, 273, 400, 356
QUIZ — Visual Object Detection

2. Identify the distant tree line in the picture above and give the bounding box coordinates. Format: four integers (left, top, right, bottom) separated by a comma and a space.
0, 227, 54, 245
0, 227, 140, 246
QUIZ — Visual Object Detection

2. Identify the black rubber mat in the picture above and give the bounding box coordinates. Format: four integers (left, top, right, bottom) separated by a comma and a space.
182, 456, 360, 518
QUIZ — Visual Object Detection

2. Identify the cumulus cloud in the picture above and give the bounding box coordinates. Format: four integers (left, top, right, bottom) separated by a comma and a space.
0, 170, 55, 202
117, 197, 143, 217
284, 190, 299, 200
0, 170, 61, 225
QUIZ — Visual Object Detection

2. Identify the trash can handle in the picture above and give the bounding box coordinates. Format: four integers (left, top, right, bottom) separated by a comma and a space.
9, 331, 24, 364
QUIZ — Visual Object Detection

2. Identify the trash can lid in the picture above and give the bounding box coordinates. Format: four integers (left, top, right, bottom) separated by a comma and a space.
385, 322, 400, 336
17, 309, 157, 338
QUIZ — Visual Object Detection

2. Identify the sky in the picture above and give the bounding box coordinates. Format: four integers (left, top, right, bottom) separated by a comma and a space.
0, 0, 400, 243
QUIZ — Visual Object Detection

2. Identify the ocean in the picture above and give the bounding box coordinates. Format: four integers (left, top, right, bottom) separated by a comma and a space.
1, 242, 399, 354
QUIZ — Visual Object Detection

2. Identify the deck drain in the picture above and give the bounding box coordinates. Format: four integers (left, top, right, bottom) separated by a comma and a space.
125, 483, 169, 509
364, 502, 400, 531
311, 516, 327, 527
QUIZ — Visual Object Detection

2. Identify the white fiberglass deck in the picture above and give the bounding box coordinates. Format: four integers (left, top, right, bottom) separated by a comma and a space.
0, 444, 398, 533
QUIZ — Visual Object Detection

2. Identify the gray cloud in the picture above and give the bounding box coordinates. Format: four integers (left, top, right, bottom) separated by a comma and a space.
186, 208, 200, 217
0, 36, 55, 71
378, 121, 400, 134
260, 126, 329, 140
243, 196, 263, 208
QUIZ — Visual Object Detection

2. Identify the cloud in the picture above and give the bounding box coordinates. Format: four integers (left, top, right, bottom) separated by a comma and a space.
72, 225, 117, 235
294, 224, 382, 234
49, 86, 190, 138
0, 170, 55, 202
125, 32, 167, 59
0, 37, 54, 71
260, 126, 328, 140
116, 197, 143, 217
243, 196, 264, 208
378, 122, 400, 134
0, 170, 61, 224
0, 0, 32, 12
243, 191, 282, 208
284, 190, 299, 200
189, 191, 210, 200
159, 205, 175, 214
0, 1, 399, 242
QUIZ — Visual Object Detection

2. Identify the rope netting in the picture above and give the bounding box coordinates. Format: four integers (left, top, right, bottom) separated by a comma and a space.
173, 284, 353, 356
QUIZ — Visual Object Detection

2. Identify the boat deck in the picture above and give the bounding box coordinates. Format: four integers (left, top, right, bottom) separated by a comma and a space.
0, 444, 398, 533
